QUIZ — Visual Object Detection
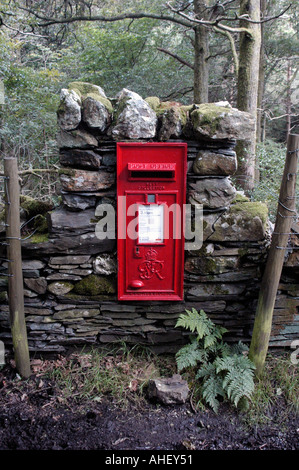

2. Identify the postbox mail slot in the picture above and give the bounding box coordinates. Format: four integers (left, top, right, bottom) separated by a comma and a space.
128, 162, 176, 180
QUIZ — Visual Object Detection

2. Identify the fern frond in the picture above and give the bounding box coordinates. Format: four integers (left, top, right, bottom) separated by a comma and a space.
175, 308, 201, 333
196, 362, 216, 379
215, 354, 255, 407
175, 309, 212, 340
175, 339, 207, 371
201, 373, 225, 414
229, 341, 249, 356
204, 333, 217, 349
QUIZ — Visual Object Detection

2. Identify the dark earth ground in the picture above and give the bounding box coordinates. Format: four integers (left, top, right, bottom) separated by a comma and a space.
0, 360, 298, 453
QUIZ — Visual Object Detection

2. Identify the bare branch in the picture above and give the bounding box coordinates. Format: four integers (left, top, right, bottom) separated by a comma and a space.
18, 6, 194, 28
213, 26, 239, 75
238, 4, 292, 24
0, 168, 59, 177
1, 20, 48, 38
157, 47, 194, 69
166, 2, 252, 35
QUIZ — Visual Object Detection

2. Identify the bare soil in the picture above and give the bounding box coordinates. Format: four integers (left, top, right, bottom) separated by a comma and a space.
0, 359, 298, 452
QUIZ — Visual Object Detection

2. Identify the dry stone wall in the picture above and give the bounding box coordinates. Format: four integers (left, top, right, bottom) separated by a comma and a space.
0, 82, 298, 353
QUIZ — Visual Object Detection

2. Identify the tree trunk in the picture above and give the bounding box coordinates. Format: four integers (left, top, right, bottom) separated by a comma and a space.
4, 157, 31, 379
235, 0, 261, 194
249, 134, 299, 376
256, 0, 266, 145
286, 60, 292, 139
193, 0, 210, 104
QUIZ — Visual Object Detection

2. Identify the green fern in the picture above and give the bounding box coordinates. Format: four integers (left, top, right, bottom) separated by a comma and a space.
215, 354, 255, 408
175, 308, 228, 346
176, 339, 208, 371
175, 308, 256, 413
196, 364, 225, 413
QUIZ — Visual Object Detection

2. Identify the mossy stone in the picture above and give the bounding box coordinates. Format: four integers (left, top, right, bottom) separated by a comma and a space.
232, 193, 250, 204
145, 96, 160, 112
191, 103, 232, 135
29, 233, 49, 244
33, 214, 48, 234
73, 274, 116, 296
69, 81, 113, 114
230, 201, 268, 226
20, 195, 53, 218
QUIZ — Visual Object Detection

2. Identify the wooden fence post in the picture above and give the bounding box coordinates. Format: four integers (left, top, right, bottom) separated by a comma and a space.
4, 157, 31, 379
249, 134, 299, 376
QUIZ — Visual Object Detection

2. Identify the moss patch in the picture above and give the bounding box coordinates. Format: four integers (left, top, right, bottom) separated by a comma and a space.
232, 192, 250, 204
68, 81, 102, 98
33, 214, 48, 234
73, 274, 116, 296
69, 81, 113, 114
191, 103, 232, 134
20, 195, 53, 218
145, 96, 160, 112
29, 233, 49, 244
230, 201, 268, 225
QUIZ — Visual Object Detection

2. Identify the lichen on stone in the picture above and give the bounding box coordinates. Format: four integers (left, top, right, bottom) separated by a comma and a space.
73, 274, 116, 296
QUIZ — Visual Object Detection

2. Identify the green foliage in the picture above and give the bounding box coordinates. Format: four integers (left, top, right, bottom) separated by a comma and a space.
251, 140, 294, 222
175, 308, 255, 413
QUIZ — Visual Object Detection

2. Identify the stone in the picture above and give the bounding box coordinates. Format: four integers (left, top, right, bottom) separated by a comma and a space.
147, 374, 189, 405
46, 273, 82, 281
49, 255, 91, 265
93, 254, 117, 275
22, 260, 45, 270
48, 208, 97, 235
185, 256, 239, 275
190, 103, 255, 141
57, 88, 81, 131
68, 81, 107, 100
53, 309, 100, 320
57, 128, 98, 149
59, 149, 102, 170
22, 231, 115, 255
189, 177, 236, 209
201, 213, 223, 241
111, 88, 157, 140
47, 281, 74, 296
59, 169, 115, 192
82, 96, 111, 131
62, 193, 97, 211
209, 201, 268, 242
73, 274, 116, 296
193, 150, 237, 175
24, 289, 38, 298
24, 277, 47, 294
158, 105, 183, 141
25, 307, 53, 316
186, 283, 246, 300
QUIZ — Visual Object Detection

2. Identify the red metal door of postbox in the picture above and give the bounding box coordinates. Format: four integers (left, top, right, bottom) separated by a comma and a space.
117, 142, 187, 301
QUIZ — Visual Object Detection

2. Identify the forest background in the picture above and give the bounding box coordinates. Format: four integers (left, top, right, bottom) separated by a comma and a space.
0, 0, 298, 217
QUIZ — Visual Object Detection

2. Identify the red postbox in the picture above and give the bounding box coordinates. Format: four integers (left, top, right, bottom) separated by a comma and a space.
117, 142, 187, 301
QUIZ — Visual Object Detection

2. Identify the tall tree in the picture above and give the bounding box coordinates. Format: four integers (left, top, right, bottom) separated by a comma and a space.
193, 0, 210, 103
235, 0, 261, 193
